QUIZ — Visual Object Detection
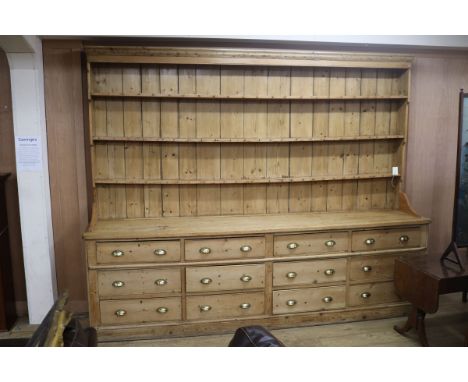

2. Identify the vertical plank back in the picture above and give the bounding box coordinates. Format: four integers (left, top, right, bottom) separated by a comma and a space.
89, 59, 410, 219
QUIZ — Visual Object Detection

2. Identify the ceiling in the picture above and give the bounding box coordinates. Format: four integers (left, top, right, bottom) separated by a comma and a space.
3, 35, 468, 54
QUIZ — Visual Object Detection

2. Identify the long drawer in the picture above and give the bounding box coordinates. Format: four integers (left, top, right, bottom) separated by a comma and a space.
349, 255, 400, 282
100, 297, 182, 325
186, 264, 265, 293
274, 232, 348, 257
351, 227, 421, 252
273, 286, 346, 315
186, 292, 265, 321
273, 259, 347, 287
347, 281, 401, 307
97, 268, 181, 297
185, 237, 265, 261
96, 240, 180, 264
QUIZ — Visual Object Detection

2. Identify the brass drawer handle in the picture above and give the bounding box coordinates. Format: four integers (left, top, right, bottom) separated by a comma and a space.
200, 277, 212, 285
154, 249, 167, 256
155, 279, 168, 286
325, 240, 336, 248
287, 242, 299, 249
364, 238, 375, 246
286, 299, 297, 306
115, 309, 126, 317
157, 307, 168, 314
112, 249, 124, 257
324, 269, 335, 276
322, 296, 333, 303
240, 275, 252, 282
240, 245, 252, 253
362, 265, 372, 272
399, 235, 409, 243
112, 280, 125, 288
199, 305, 212, 312
286, 272, 297, 279
199, 247, 211, 255
240, 303, 251, 310
361, 292, 371, 299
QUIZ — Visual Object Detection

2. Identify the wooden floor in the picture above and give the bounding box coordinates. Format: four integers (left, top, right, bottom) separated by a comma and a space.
2, 294, 467, 346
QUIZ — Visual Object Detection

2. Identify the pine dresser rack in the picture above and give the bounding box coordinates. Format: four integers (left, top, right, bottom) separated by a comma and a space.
83, 46, 430, 341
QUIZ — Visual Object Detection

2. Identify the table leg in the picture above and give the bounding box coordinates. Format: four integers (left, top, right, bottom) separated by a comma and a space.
394, 306, 429, 347
394, 306, 417, 334
415, 309, 429, 347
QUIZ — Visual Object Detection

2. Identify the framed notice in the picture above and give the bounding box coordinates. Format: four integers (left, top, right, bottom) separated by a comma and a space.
15, 136, 42, 172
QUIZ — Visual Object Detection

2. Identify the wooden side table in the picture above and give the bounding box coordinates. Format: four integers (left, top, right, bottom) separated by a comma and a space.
393, 253, 468, 346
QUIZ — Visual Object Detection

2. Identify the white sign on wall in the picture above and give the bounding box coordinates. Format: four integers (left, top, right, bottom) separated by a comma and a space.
15, 136, 43, 172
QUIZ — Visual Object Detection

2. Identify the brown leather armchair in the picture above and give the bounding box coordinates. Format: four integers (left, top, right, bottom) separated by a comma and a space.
228, 326, 285, 347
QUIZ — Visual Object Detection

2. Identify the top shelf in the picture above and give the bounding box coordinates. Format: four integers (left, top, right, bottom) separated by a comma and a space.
89, 93, 408, 101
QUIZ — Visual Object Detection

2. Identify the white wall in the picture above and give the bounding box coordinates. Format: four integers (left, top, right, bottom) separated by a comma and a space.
6, 36, 57, 324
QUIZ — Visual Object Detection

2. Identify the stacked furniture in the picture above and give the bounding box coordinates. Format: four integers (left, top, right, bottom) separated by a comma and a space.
83, 46, 430, 340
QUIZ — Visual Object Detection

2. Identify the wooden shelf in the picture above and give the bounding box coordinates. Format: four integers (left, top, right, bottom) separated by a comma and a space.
84, 210, 430, 240
92, 135, 405, 143
90, 92, 408, 101
94, 173, 399, 185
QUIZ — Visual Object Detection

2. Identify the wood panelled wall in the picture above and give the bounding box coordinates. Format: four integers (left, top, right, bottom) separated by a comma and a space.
406, 55, 468, 256
43, 41, 89, 312
42, 40, 468, 312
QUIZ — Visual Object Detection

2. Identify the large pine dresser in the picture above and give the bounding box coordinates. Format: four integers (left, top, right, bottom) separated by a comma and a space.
83, 46, 430, 340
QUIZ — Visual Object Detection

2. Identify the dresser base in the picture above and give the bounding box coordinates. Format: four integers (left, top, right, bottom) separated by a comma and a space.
96, 302, 410, 343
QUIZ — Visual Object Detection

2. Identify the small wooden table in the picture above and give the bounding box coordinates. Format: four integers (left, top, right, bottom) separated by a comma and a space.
393, 253, 468, 346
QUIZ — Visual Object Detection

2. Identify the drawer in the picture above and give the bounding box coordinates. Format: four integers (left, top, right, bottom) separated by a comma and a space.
274, 232, 348, 257
186, 264, 265, 293
347, 281, 401, 307
97, 268, 181, 297
96, 240, 180, 264
349, 255, 400, 282
273, 286, 346, 315
186, 292, 265, 321
100, 297, 181, 325
351, 227, 421, 252
273, 259, 346, 287
185, 237, 265, 261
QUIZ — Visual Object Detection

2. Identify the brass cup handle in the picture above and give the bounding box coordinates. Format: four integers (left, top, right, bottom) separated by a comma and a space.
361, 292, 371, 299
199, 305, 212, 312
155, 279, 168, 286
362, 265, 372, 272
112, 280, 125, 288
287, 242, 299, 250
154, 249, 167, 256
286, 272, 297, 279
325, 240, 336, 248
200, 277, 212, 285
115, 309, 126, 317
240, 275, 252, 282
324, 269, 335, 276
157, 307, 168, 314
365, 238, 375, 246
322, 296, 333, 303
112, 249, 124, 257
240, 303, 251, 310
286, 299, 297, 306
240, 245, 252, 253
199, 247, 211, 255
399, 235, 409, 243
